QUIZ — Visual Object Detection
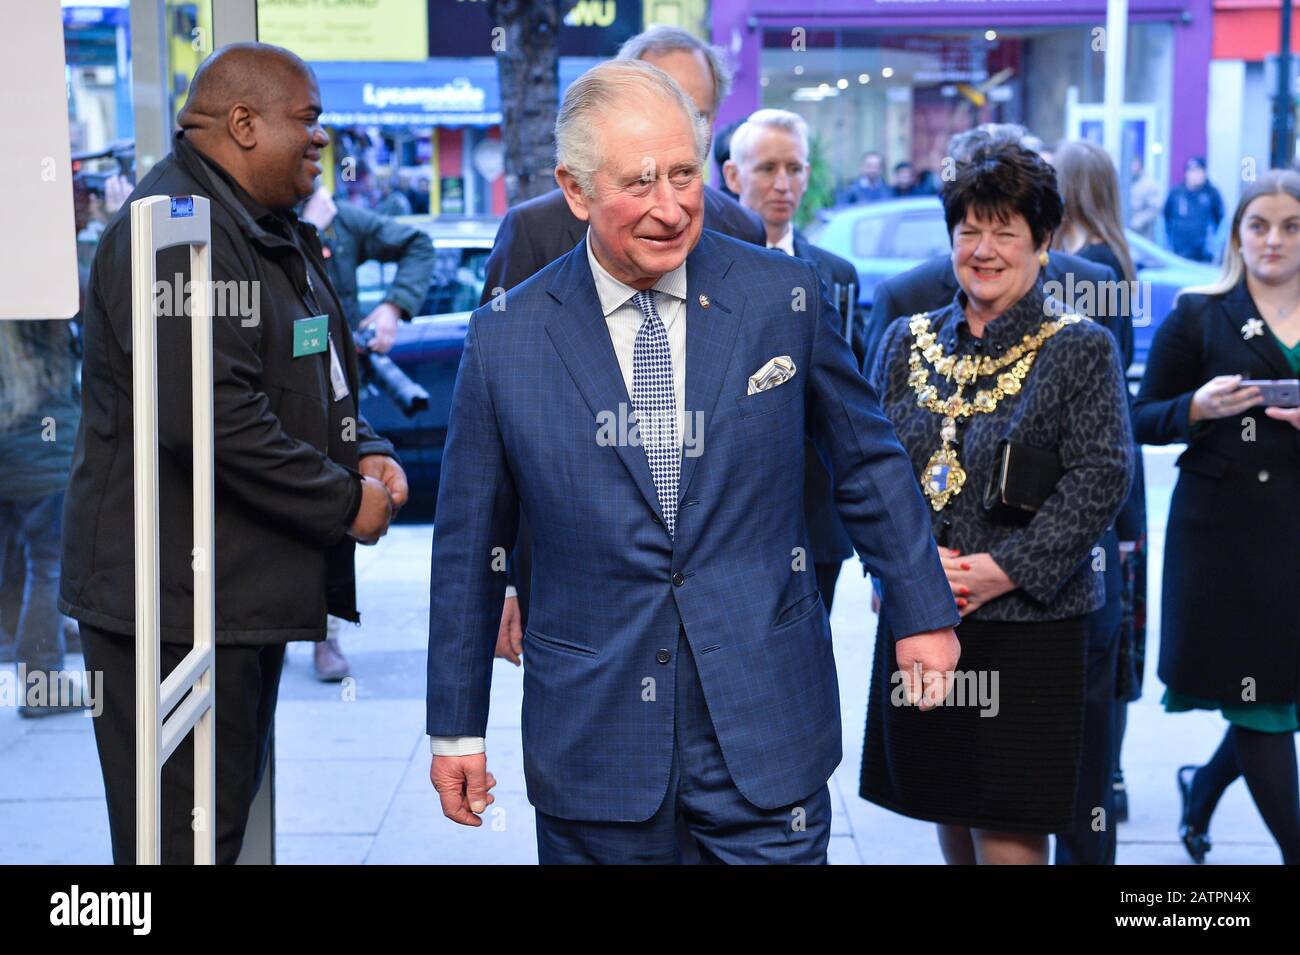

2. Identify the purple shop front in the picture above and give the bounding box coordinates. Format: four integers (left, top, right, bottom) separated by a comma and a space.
711, 0, 1213, 183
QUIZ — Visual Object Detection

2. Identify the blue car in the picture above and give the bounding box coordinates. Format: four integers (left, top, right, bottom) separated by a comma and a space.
804, 197, 1217, 374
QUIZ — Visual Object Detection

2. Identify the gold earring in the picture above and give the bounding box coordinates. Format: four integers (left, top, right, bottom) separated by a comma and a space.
1038, 250, 1050, 266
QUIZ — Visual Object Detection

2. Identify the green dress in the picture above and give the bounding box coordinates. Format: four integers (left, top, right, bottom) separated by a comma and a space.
1162, 327, 1300, 733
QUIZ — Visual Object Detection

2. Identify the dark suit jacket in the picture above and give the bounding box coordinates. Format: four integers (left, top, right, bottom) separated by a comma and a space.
481, 185, 765, 624
481, 184, 766, 305
789, 230, 857, 565
1134, 281, 1300, 703
863, 250, 1128, 374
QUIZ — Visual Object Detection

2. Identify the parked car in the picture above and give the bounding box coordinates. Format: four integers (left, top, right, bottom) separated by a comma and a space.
354, 216, 496, 520
804, 197, 1217, 373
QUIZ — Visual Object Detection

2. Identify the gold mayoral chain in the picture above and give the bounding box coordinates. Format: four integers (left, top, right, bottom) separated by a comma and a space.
906, 310, 1082, 511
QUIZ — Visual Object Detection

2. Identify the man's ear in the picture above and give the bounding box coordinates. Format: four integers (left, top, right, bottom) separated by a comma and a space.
554, 166, 591, 222
227, 104, 258, 150
722, 159, 743, 198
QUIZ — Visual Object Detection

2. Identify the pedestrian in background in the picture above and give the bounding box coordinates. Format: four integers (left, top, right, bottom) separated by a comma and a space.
1050, 138, 1147, 863
297, 183, 434, 679
1163, 156, 1224, 262
836, 150, 891, 205
1128, 155, 1162, 240
1134, 169, 1300, 866
0, 320, 83, 717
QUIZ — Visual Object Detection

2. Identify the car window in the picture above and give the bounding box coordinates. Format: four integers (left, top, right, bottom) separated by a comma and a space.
889, 213, 949, 259
853, 216, 887, 258
418, 248, 490, 316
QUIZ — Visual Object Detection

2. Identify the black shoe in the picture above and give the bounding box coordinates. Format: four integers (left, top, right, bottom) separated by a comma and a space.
1177, 764, 1211, 864
1113, 770, 1129, 823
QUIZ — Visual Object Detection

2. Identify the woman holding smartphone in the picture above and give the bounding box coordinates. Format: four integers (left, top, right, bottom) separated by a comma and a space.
1134, 169, 1300, 865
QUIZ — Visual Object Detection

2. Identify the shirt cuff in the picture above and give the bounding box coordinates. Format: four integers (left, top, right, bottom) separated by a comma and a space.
429, 736, 486, 756
504, 585, 518, 599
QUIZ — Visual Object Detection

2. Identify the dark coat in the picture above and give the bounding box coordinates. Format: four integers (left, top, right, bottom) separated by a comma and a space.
1133, 280, 1300, 703
59, 132, 396, 646
791, 230, 857, 564
319, 200, 434, 329
481, 184, 766, 304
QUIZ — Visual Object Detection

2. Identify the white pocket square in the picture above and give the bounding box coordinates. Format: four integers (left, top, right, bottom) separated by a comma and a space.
748, 356, 796, 395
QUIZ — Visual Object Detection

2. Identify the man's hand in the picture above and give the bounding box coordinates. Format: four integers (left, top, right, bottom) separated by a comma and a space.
104, 173, 132, 215
431, 753, 497, 827
300, 186, 338, 232
359, 454, 408, 510
348, 474, 392, 544
894, 627, 961, 711
1264, 405, 1300, 430
939, 548, 1016, 616
495, 596, 524, 665
360, 302, 402, 354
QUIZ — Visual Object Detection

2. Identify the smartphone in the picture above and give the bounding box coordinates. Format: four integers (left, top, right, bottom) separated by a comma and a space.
1242, 379, 1300, 408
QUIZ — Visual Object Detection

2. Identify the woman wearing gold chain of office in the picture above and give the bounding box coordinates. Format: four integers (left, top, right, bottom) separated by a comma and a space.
859, 140, 1134, 865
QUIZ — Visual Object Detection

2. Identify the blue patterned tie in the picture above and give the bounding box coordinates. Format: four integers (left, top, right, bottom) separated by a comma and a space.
630, 290, 679, 535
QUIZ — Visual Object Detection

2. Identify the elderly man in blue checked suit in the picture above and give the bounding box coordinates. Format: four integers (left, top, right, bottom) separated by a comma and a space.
426, 60, 961, 865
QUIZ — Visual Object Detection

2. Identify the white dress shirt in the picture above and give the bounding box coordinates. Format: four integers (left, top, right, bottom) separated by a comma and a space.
431, 231, 690, 758
768, 224, 795, 256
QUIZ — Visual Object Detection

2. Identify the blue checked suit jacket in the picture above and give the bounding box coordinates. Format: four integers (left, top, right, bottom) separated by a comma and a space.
426, 229, 960, 822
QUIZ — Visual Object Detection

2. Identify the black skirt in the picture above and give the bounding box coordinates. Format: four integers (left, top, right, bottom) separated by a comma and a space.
859, 614, 1087, 833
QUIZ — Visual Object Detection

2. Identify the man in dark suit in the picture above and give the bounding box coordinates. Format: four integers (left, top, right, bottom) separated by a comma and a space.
426, 60, 961, 863
483, 26, 765, 661
722, 108, 859, 612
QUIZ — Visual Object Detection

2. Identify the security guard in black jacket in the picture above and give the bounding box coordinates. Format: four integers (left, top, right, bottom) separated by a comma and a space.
59, 44, 405, 864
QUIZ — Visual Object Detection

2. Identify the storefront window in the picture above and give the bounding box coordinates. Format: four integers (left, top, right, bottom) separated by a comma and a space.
759, 23, 1174, 204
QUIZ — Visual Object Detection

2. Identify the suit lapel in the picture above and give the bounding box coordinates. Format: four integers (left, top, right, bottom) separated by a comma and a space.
543, 239, 662, 518
678, 233, 743, 504
1224, 280, 1294, 379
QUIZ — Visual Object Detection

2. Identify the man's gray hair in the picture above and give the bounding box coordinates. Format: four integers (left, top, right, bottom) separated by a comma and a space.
728, 109, 809, 168
947, 123, 1043, 165
616, 24, 732, 114
555, 59, 710, 198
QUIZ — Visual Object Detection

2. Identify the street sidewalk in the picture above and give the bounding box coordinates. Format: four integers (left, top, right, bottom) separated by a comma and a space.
0, 449, 1291, 864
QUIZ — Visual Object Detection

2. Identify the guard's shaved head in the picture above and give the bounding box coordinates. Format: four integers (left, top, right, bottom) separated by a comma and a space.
176, 43, 328, 210
178, 43, 311, 130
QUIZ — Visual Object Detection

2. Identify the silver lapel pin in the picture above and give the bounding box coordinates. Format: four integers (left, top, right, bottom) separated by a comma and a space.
1241, 317, 1264, 340
699, 293, 710, 309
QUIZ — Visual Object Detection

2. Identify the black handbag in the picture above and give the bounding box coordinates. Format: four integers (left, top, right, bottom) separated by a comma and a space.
983, 439, 1063, 517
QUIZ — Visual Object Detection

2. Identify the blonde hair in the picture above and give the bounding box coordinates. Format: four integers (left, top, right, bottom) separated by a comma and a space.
1180, 168, 1300, 299
1052, 140, 1137, 283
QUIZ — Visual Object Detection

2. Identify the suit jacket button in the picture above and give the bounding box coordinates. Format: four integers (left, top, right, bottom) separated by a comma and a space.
651, 512, 662, 524
656, 648, 671, 664
1258, 470, 1270, 482
672, 572, 685, 587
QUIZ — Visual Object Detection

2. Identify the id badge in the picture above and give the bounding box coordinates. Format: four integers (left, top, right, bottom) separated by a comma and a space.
328, 334, 350, 402
293, 314, 329, 357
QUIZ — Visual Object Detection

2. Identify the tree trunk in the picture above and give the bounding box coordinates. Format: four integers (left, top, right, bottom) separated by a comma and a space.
487, 0, 578, 207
